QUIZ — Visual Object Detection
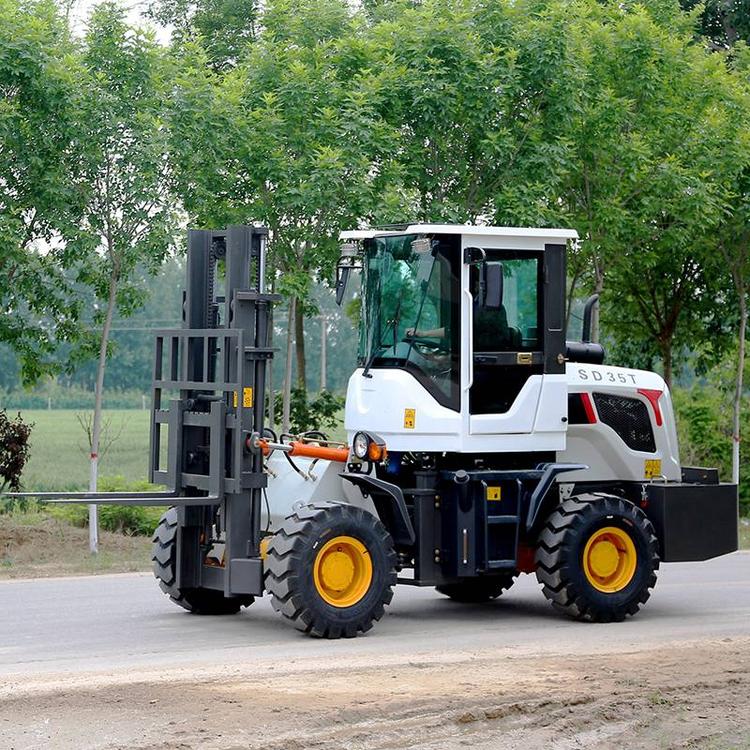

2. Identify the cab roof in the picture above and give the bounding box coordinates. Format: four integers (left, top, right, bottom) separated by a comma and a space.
339, 224, 579, 242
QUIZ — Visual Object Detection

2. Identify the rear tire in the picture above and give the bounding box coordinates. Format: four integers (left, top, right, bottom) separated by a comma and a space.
535, 494, 659, 623
152, 507, 253, 615
265, 502, 397, 638
436, 574, 516, 603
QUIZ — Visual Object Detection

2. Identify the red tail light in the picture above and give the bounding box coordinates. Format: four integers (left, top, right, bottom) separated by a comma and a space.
637, 388, 663, 427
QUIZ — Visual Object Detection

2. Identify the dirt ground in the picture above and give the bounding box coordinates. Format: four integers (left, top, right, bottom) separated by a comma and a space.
0, 514, 151, 579
2, 637, 749, 750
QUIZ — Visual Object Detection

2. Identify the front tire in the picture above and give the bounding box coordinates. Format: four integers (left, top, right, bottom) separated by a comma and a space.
152, 507, 253, 615
436, 574, 516, 603
535, 495, 659, 622
265, 502, 397, 638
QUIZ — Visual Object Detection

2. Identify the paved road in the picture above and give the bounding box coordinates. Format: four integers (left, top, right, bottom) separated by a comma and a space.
1, 552, 748, 683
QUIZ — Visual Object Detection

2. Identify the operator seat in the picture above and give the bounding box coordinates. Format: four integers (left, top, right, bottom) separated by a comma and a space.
474, 304, 522, 351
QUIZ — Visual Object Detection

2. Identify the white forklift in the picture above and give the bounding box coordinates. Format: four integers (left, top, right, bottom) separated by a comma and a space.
11, 224, 737, 639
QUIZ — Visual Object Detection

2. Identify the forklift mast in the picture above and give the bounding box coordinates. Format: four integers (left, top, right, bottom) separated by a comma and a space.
148, 225, 278, 598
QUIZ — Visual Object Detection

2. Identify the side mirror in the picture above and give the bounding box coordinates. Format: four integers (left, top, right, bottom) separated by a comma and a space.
335, 264, 350, 306
335, 241, 361, 306
481, 262, 504, 309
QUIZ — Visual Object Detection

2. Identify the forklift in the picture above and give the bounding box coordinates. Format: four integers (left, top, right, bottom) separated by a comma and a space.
11, 224, 739, 638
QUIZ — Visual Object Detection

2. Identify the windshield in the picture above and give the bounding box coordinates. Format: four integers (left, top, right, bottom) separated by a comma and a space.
358, 234, 460, 410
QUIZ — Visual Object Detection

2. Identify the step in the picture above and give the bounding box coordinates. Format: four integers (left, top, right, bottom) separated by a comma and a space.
487, 515, 519, 525
486, 559, 516, 569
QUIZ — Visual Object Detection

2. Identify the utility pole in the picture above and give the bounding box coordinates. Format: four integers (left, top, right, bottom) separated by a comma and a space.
320, 315, 327, 391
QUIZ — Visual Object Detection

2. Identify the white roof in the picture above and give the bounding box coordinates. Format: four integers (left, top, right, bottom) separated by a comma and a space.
339, 224, 578, 241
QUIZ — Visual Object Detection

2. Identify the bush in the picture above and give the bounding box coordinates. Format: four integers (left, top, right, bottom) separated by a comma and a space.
672, 386, 750, 516
0, 410, 33, 512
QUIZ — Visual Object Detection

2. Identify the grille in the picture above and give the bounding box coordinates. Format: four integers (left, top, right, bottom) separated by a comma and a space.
593, 393, 656, 453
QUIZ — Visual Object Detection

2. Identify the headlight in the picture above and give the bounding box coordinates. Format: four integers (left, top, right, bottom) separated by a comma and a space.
353, 432, 370, 459
352, 431, 387, 462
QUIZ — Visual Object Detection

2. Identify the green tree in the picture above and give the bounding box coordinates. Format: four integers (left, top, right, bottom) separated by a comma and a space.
71, 3, 176, 551
0, 0, 88, 383
717, 174, 750, 485
147, 0, 259, 69
527, 0, 750, 386
680, 0, 750, 48
167, 0, 399, 425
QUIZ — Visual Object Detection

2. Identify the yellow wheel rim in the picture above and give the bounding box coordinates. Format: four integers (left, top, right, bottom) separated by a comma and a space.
313, 535, 373, 608
583, 526, 637, 593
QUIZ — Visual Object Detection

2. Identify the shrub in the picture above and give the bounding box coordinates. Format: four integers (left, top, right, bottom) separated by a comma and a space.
0, 410, 33, 512
672, 386, 750, 516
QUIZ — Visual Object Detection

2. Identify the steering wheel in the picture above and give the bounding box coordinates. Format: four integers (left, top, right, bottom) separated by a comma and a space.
403, 334, 451, 355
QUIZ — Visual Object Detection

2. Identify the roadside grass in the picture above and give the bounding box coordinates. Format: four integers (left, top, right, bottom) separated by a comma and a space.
0, 509, 152, 579
0, 409, 159, 577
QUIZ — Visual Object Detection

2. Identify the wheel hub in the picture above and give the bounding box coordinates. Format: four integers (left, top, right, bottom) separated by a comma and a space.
583, 526, 637, 593
313, 536, 373, 607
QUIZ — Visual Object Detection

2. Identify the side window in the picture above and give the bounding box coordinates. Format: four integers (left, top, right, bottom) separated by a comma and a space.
473, 254, 541, 352
502, 258, 540, 350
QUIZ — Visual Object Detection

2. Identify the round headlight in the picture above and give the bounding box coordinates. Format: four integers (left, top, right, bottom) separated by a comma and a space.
353, 432, 369, 459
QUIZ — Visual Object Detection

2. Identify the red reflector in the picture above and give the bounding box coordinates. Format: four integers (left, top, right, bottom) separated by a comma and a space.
637, 388, 663, 427
580, 392, 597, 423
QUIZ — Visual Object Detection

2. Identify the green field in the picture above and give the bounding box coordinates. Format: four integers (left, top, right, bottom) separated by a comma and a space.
19, 409, 152, 491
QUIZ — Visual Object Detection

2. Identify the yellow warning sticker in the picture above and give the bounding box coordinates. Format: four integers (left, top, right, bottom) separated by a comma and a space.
233, 388, 254, 408
486, 486, 502, 501
404, 408, 416, 429
644, 459, 662, 479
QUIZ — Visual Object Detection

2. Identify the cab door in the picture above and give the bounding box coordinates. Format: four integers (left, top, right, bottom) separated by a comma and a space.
468, 244, 567, 435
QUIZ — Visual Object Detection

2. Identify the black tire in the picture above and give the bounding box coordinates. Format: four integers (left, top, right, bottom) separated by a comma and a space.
535, 494, 659, 623
265, 502, 397, 638
152, 507, 253, 615
436, 574, 516, 603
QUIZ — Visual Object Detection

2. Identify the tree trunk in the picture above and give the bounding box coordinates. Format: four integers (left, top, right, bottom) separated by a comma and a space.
294, 298, 306, 390
320, 315, 327, 392
565, 271, 580, 331
732, 288, 747, 485
88, 267, 118, 554
282, 300, 295, 433
590, 271, 604, 343
661, 342, 673, 391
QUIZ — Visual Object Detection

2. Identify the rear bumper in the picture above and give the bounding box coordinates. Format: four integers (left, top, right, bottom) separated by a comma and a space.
645, 481, 738, 562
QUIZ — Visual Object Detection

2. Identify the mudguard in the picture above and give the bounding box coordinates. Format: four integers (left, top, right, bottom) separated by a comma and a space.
341, 473, 416, 546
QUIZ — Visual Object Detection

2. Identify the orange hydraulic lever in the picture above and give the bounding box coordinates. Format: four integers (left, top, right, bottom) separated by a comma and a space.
287, 441, 350, 463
